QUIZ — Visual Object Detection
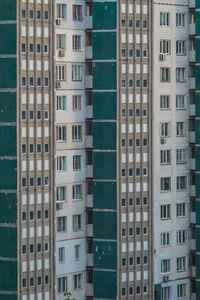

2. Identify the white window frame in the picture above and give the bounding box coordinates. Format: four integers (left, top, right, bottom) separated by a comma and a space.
176, 230, 187, 245
161, 258, 170, 274
160, 40, 171, 54
160, 12, 170, 26
176, 13, 185, 27
160, 204, 171, 220
56, 126, 67, 141
176, 95, 186, 109
72, 125, 82, 141
74, 273, 83, 289
57, 216, 67, 232
58, 247, 65, 263
161, 232, 170, 247
73, 35, 81, 51
73, 214, 82, 231
176, 67, 186, 83
57, 4, 67, 20
176, 149, 186, 164
161, 177, 171, 191
161, 123, 170, 137
72, 65, 82, 81
177, 203, 186, 217
176, 122, 184, 136
177, 284, 186, 298
57, 186, 67, 201
56, 65, 66, 81
176, 176, 187, 190
160, 150, 171, 164
160, 95, 170, 109
57, 156, 67, 171
177, 256, 186, 272
57, 276, 68, 294
176, 40, 186, 56
72, 184, 82, 200
73, 155, 81, 170
57, 95, 67, 111
160, 68, 170, 82
56, 34, 66, 50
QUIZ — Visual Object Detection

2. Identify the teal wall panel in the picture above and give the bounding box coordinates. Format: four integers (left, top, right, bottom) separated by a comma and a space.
0, 193, 17, 223
196, 40, 200, 64
196, 92, 200, 117
0, 59, 16, 88
93, 2, 116, 30
94, 271, 117, 299
0, 0, 16, 20
196, 12, 200, 36
93, 62, 116, 90
0, 227, 17, 258
0, 126, 16, 155
93, 152, 116, 180
196, 173, 200, 198
0, 160, 17, 189
93, 211, 117, 240
0, 295, 17, 300
0, 93, 17, 122
93, 122, 116, 150
93, 181, 116, 209
196, 254, 200, 279
93, 241, 117, 269
196, 228, 200, 252
93, 92, 116, 120
196, 119, 200, 145
0, 25, 16, 54
196, 200, 200, 225
196, 65, 200, 91
0, 261, 17, 291
93, 32, 116, 60
154, 284, 162, 300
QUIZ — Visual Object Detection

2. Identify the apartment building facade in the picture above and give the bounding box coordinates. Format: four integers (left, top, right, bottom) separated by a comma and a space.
0, 0, 198, 300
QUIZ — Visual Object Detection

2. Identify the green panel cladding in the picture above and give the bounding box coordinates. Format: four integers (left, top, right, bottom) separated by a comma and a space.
93, 122, 116, 150
93, 2, 116, 30
0, 59, 16, 89
0, 0, 16, 20
0, 261, 17, 291
196, 40, 200, 64
93, 241, 117, 269
196, 174, 200, 198
0, 295, 17, 300
93, 211, 117, 240
0, 160, 17, 189
0, 193, 17, 223
93, 92, 116, 120
196, 228, 200, 252
154, 284, 162, 300
196, 200, 200, 225
93, 62, 116, 90
94, 271, 117, 299
196, 254, 200, 279
0, 126, 17, 155
0, 227, 17, 258
196, 92, 200, 117
196, 65, 200, 91
0, 93, 17, 122
93, 152, 116, 180
93, 181, 117, 209
196, 12, 200, 36
93, 32, 116, 60
0, 25, 16, 54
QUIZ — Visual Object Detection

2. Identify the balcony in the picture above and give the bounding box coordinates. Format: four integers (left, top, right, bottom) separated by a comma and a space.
189, 104, 196, 116
189, 23, 196, 35
86, 46, 93, 60
189, 78, 195, 89
87, 224, 93, 237
189, 51, 195, 62
190, 185, 196, 197
190, 212, 196, 224
85, 16, 92, 29
85, 75, 93, 89
85, 135, 92, 148
86, 254, 93, 266
86, 195, 93, 208
86, 165, 93, 177
86, 283, 93, 296
86, 105, 93, 118
189, 131, 195, 143
189, 0, 195, 8
189, 266, 196, 277
190, 159, 196, 170
189, 239, 196, 251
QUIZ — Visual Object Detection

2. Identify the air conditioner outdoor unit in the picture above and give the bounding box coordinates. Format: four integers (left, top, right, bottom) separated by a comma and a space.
163, 276, 169, 282
58, 50, 65, 57
160, 138, 166, 144
56, 18, 63, 25
56, 202, 63, 209
56, 81, 61, 88
159, 54, 166, 61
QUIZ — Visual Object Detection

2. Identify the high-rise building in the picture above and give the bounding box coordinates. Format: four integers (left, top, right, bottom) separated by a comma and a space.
0, 0, 198, 300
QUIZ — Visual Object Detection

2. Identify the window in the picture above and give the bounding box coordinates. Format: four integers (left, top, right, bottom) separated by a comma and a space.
57, 277, 67, 293
162, 286, 171, 300
176, 13, 185, 26
160, 150, 171, 164
161, 259, 170, 273
160, 204, 171, 219
177, 284, 186, 298
160, 68, 170, 82
75, 245, 80, 260
176, 40, 186, 55
57, 186, 66, 201
57, 156, 67, 171
161, 177, 171, 191
56, 126, 66, 141
73, 5, 82, 21
72, 65, 82, 81
160, 40, 170, 54
74, 274, 83, 289
177, 203, 186, 217
176, 67, 186, 83
57, 216, 67, 232
57, 4, 67, 20
57, 96, 67, 111
176, 122, 184, 136
176, 230, 187, 244
160, 12, 170, 26
22, 9, 26, 18
73, 214, 82, 231
160, 95, 170, 109
73, 35, 81, 51
176, 176, 187, 190
56, 65, 66, 80
176, 149, 186, 163
72, 125, 82, 141
58, 247, 65, 263
72, 95, 81, 111
73, 155, 81, 170
161, 232, 170, 246
161, 123, 169, 137
177, 256, 186, 272
72, 184, 82, 200
176, 95, 186, 109
56, 34, 66, 50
